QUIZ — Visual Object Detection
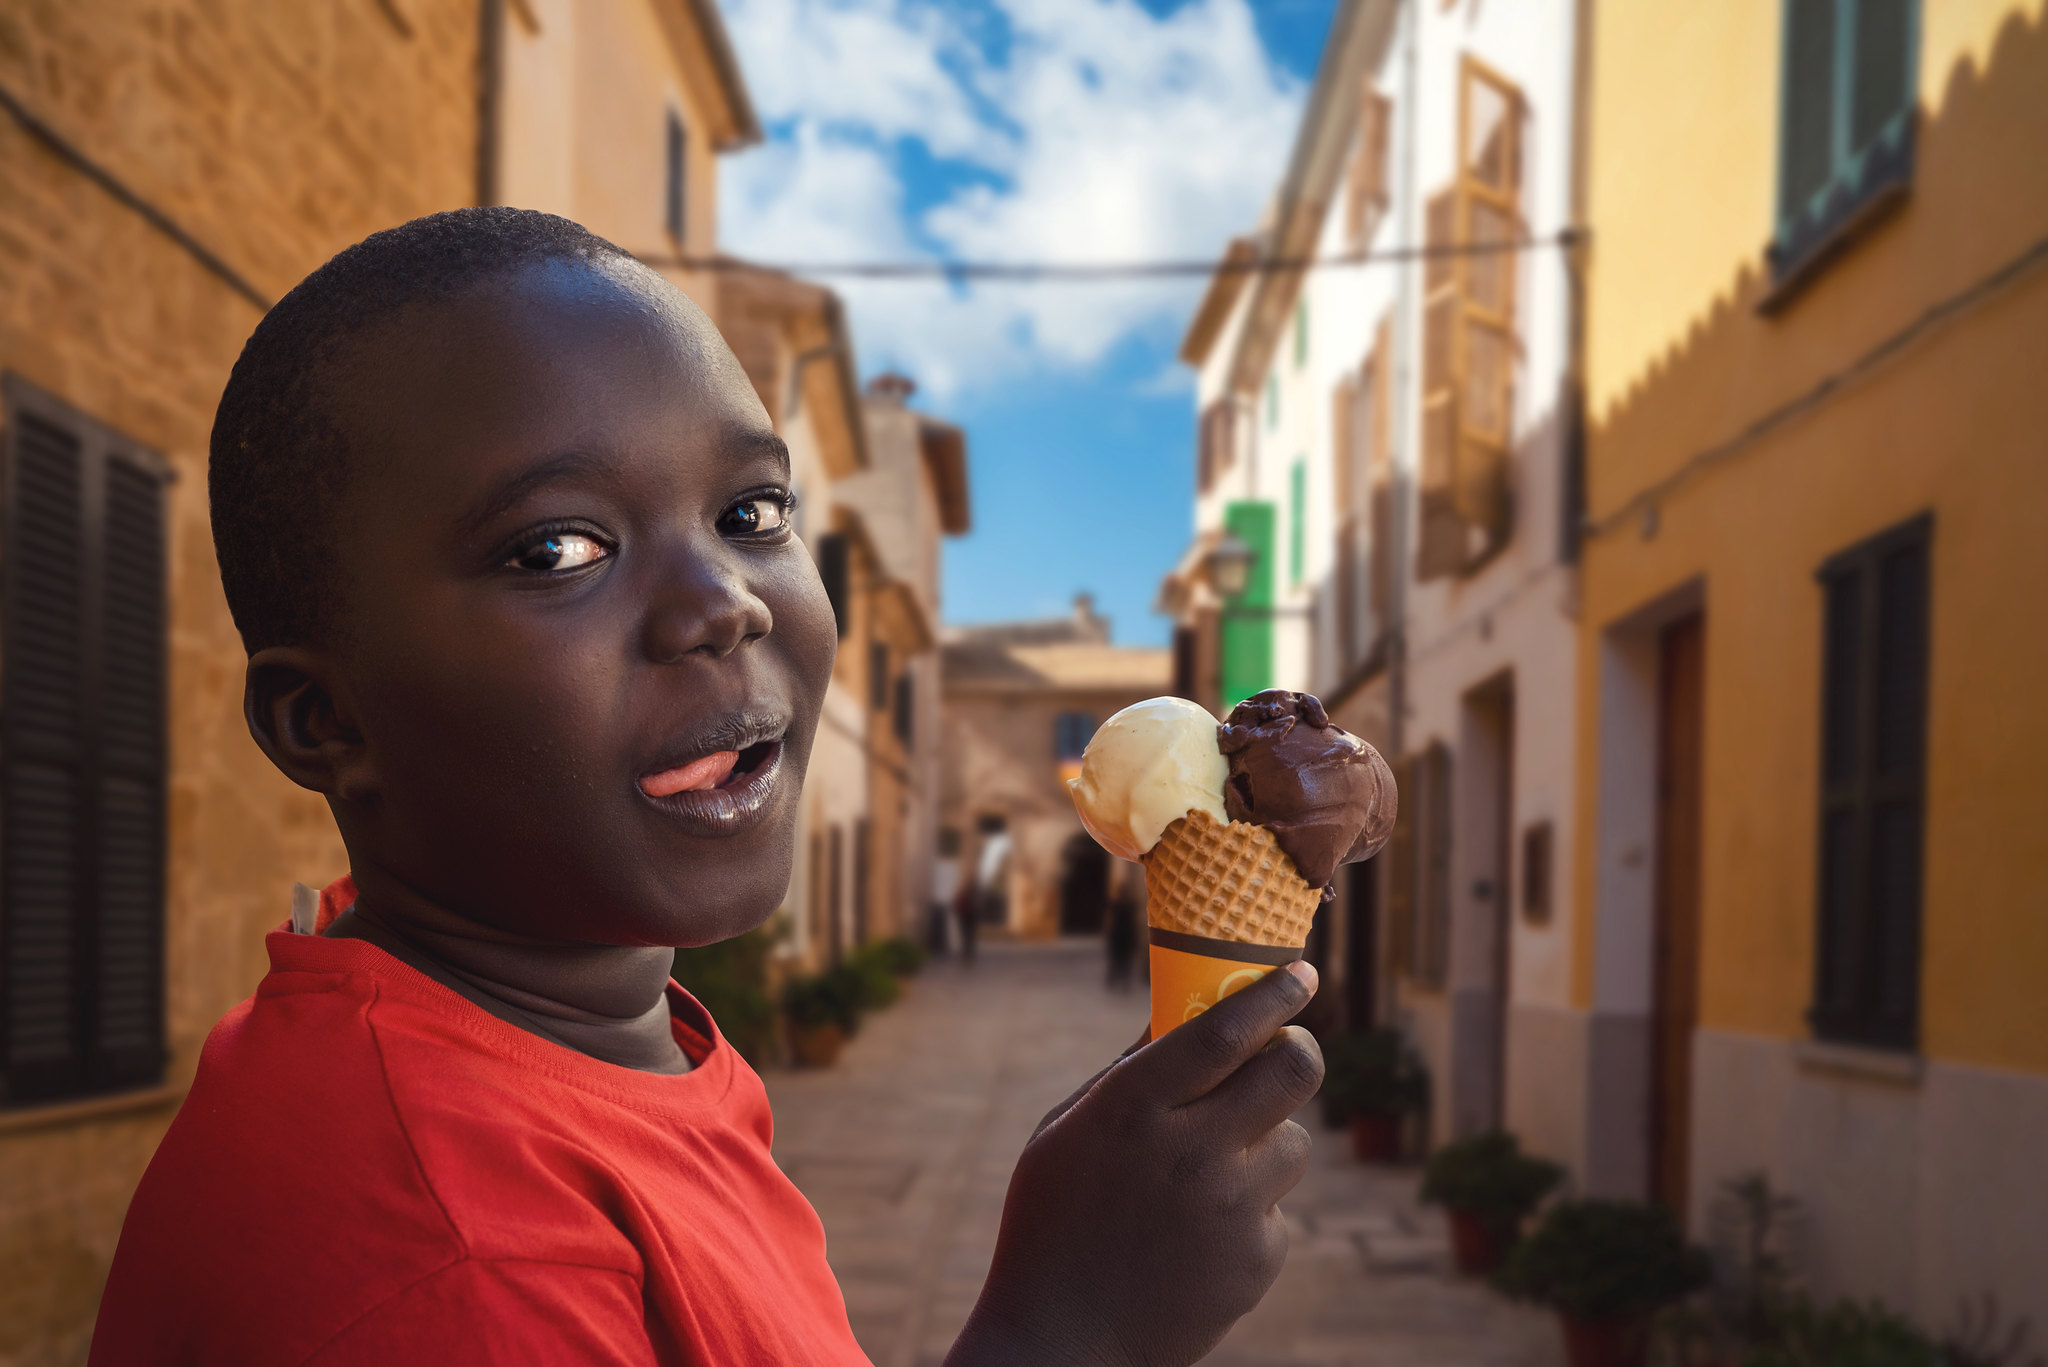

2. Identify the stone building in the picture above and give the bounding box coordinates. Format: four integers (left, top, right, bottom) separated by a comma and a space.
0, 0, 772, 1358
939, 599, 1170, 941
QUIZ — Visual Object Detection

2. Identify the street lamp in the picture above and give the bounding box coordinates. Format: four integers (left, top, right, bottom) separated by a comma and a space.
1204, 531, 1256, 599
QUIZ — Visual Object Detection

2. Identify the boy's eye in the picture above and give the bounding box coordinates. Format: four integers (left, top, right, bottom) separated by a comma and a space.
509, 533, 609, 572
719, 492, 794, 538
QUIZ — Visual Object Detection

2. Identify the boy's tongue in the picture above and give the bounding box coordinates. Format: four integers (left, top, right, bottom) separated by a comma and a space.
640, 750, 739, 798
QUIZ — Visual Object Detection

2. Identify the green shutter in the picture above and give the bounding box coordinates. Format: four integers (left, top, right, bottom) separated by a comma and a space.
1220, 500, 1275, 709
1289, 460, 1306, 587
1265, 374, 1279, 431
1293, 300, 1308, 370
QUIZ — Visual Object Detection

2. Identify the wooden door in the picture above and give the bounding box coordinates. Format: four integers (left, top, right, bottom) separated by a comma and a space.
1651, 614, 1705, 1217
1344, 859, 1378, 1030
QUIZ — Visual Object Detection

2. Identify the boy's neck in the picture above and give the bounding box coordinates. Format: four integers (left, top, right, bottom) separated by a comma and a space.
323, 865, 691, 1075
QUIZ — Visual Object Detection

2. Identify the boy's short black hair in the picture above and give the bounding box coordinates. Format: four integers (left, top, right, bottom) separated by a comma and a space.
209, 206, 635, 653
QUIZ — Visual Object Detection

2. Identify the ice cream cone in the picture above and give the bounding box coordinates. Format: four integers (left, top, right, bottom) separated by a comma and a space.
1140, 809, 1321, 1037
1143, 809, 1321, 947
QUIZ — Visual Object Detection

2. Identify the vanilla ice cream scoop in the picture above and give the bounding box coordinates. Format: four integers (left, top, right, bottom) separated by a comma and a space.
1066, 697, 1229, 863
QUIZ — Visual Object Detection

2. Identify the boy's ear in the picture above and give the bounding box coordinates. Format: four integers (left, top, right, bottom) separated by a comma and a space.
244, 648, 377, 802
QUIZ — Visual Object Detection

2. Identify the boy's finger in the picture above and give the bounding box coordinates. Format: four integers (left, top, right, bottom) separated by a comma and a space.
1242, 1119, 1315, 1203
1032, 1026, 1154, 1141
1181, 1025, 1324, 1147
1118, 961, 1317, 1109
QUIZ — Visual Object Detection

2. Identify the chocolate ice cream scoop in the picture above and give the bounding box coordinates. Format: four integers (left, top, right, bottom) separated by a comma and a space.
1217, 689, 1398, 897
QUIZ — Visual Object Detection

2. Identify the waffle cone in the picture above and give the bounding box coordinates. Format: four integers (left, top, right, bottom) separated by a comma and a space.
1142, 809, 1321, 949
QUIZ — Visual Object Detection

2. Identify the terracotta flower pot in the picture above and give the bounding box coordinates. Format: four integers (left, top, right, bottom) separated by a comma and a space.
1349, 1113, 1402, 1163
1559, 1314, 1650, 1367
787, 1021, 847, 1068
1446, 1208, 1507, 1275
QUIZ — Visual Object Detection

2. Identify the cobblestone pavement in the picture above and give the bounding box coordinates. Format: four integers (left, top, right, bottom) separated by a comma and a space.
765, 939, 1565, 1367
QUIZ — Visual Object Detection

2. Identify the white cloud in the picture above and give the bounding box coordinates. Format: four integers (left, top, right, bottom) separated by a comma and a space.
717, 0, 1302, 398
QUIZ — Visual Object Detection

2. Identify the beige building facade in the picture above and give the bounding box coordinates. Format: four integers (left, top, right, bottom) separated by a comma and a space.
940, 600, 1169, 941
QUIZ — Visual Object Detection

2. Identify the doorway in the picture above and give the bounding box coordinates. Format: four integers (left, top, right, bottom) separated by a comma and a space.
1452, 674, 1515, 1136
1344, 857, 1378, 1031
1057, 833, 1110, 935
1651, 614, 1704, 1217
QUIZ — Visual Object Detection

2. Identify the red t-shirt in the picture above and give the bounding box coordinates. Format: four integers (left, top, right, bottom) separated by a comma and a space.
91, 879, 871, 1366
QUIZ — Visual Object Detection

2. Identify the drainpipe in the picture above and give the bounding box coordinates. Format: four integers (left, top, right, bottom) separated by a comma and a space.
1387, 0, 1419, 759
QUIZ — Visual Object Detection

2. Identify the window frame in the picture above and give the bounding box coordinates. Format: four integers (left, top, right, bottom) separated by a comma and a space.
664, 107, 689, 245
1418, 57, 1524, 581
1807, 511, 1931, 1052
1, 374, 172, 1109
1768, 0, 1920, 295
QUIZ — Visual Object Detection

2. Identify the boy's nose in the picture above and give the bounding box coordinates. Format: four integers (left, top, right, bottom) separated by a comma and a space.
640, 568, 773, 662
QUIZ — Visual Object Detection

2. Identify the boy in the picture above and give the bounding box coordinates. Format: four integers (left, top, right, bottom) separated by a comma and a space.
91, 209, 1324, 1365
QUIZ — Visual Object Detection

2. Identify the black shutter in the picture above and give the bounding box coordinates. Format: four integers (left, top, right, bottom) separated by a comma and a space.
893, 674, 913, 749
1, 379, 168, 1107
94, 458, 167, 1088
1849, 0, 1912, 153
817, 533, 850, 639
1811, 513, 1929, 1050
1779, 0, 1838, 218
1170, 625, 1198, 703
869, 642, 889, 711
665, 110, 687, 242
2, 411, 87, 1102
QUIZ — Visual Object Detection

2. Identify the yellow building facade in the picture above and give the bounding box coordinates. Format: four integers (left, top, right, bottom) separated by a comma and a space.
1576, 0, 2048, 1325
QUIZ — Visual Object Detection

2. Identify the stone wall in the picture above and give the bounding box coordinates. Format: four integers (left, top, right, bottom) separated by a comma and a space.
0, 3, 477, 1360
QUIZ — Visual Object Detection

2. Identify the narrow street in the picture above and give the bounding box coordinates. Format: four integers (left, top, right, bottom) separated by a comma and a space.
765, 941, 1566, 1367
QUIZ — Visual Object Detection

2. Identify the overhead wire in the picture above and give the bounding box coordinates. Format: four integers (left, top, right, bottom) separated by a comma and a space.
637, 229, 1588, 280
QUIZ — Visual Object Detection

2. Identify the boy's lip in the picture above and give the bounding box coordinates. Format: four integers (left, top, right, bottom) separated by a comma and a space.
636, 711, 790, 837
637, 739, 784, 837
638, 711, 789, 782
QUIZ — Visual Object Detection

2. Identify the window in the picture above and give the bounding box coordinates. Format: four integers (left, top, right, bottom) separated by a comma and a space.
1333, 316, 1392, 670
1521, 820, 1553, 925
1418, 58, 1522, 580
1809, 513, 1930, 1050
1293, 300, 1309, 370
852, 818, 871, 946
1772, 0, 1917, 286
1264, 373, 1279, 431
1053, 711, 1095, 762
665, 109, 688, 243
1345, 87, 1393, 246
1197, 399, 1235, 495
869, 641, 890, 711
893, 672, 914, 748
1288, 459, 1306, 587
1171, 625, 1199, 703
1384, 742, 1452, 989
817, 533, 850, 638
2, 377, 170, 1108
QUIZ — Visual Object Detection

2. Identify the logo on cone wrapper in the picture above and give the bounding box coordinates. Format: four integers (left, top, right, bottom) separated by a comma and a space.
1147, 929, 1303, 1040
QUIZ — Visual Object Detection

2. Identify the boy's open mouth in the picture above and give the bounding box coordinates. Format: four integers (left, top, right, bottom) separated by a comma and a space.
639, 739, 779, 798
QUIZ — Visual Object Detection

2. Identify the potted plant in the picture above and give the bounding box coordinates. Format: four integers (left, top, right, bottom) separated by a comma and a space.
1420, 1129, 1564, 1274
1318, 1030, 1428, 1162
780, 967, 864, 1067
844, 944, 903, 1011
869, 935, 928, 977
670, 924, 779, 1066
1498, 1199, 1711, 1367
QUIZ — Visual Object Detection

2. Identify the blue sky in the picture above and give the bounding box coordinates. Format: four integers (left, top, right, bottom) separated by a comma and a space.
719, 0, 1337, 645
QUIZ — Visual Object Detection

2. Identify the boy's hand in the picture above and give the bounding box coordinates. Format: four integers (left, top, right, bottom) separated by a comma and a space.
947, 962, 1323, 1367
